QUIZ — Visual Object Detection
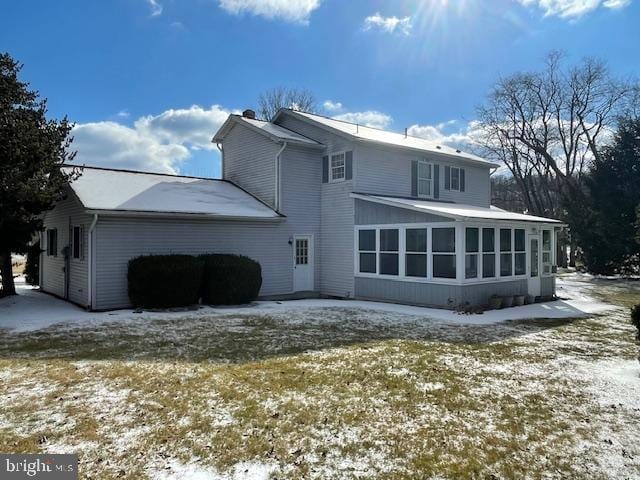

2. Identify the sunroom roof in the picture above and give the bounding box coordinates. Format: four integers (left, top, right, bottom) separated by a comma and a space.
351, 193, 563, 224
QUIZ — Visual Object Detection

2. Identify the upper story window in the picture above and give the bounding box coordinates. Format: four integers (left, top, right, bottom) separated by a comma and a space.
330, 153, 345, 182
417, 161, 433, 198
445, 166, 465, 192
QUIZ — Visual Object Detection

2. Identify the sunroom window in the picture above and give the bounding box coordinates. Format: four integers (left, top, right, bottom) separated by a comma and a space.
406, 228, 427, 278
514, 229, 526, 275
500, 228, 512, 276
542, 230, 552, 274
379, 229, 399, 276
482, 228, 496, 278
465, 227, 479, 279
358, 229, 376, 274
432, 227, 456, 279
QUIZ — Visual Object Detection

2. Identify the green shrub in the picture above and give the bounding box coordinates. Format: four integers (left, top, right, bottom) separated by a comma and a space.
128, 255, 204, 308
631, 304, 640, 341
25, 241, 42, 286
201, 254, 262, 305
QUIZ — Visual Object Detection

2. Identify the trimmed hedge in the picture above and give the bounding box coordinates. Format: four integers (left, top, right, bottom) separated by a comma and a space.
128, 254, 204, 308
201, 254, 262, 305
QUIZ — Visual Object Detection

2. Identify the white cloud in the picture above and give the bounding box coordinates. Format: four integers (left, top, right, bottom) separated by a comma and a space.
71, 105, 232, 174
218, 0, 321, 24
115, 109, 130, 119
407, 120, 483, 150
517, 0, 631, 18
333, 110, 393, 129
146, 0, 163, 16
363, 12, 412, 35
322, 100, 343, 112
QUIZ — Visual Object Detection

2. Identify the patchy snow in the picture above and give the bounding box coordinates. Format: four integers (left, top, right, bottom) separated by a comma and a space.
0, 275, 615, 333
152, 460, 276, 480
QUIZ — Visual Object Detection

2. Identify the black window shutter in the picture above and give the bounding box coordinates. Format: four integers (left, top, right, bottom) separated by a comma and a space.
460, 168, 466, 192
444, 166, 451, 191
411, 160, 418, 197
322, 155, 329, 183
433, 164, 440, 199
345, 151, 353, 180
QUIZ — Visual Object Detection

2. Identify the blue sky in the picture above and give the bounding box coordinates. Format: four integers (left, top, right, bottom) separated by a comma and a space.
3, 0, 639, 178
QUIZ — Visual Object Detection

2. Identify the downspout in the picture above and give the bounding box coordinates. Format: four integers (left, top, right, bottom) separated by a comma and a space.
87, 213, 98, 310
216, 142, 224, 178
275, 141, 288, 212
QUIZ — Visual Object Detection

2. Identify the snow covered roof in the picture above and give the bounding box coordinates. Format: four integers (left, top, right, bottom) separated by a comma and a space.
352, 193, 563, 224
64, 166, 281, 219
277, 109, 500, 168
213, 114, 322, 147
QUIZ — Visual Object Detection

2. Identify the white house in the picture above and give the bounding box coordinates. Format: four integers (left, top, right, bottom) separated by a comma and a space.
40, 108, 562, 310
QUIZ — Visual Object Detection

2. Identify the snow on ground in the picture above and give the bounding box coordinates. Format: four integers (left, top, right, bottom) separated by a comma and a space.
0, 274, 615, 333
151, 460, 276, 480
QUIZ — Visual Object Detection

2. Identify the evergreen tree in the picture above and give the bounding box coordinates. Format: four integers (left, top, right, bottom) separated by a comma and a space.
0, 53, 78, 296
578, 118, 640, 274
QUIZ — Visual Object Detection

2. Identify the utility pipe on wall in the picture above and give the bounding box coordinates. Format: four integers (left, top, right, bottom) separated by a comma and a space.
275, 142, 288, 212
86, 213, 98, 310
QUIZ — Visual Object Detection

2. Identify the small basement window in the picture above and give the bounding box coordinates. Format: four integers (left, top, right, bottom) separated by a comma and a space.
46, 229, 58, 257
330, 152, 346, 182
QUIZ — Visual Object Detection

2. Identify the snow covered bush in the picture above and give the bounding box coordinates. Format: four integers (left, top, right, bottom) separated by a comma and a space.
200, 254, 262, 305
128, 255, 204, 308
631, 304, 640, 341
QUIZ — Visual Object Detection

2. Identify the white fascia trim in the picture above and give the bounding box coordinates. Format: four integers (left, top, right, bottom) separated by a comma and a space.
84, 210, 284, 222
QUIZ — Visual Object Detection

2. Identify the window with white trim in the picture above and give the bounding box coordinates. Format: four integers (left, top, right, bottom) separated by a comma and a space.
330, 152, 345, 182
499, 228, 512, 277
465, 227, 479, 279
514, 229, 526, 275
417, 161, 433, 198
379, 229, 399, 275
482, 228, 496, 278
432, 227, 456, 278
46, 229, 57, 257
72, 225, 83, 260
542, 229, 552, 274
358, 229, 376, 274
406, 228, 427, 278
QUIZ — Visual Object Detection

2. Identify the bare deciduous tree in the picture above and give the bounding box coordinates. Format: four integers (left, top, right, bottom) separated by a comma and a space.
476, 52, 636, 265
258, 87, 316, 121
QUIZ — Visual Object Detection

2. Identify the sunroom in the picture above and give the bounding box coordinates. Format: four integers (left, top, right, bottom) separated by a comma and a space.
351, 194, 564, 308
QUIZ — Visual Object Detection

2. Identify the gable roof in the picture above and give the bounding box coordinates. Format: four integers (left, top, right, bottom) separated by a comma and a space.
63, 165, 282, 219
351, 193, 563, 224
275, 109, 500, 169
212, 114, 323, 147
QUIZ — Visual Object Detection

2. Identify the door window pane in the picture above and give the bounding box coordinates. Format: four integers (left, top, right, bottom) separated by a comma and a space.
531, 239, 539, 277
295, 239, 308, 265
432, 228, 455, 252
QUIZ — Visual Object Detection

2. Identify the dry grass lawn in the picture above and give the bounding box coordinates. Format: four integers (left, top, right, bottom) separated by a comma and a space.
0, 275, 639, 479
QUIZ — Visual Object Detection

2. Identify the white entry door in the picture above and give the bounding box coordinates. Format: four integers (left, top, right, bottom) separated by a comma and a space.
528, 235, 541, 297
293, 235, 314, 292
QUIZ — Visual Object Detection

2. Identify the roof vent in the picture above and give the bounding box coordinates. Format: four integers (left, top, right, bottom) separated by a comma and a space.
456, 149, 461, 153
436, 145, 441, 149
242, 109, 256, 120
